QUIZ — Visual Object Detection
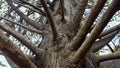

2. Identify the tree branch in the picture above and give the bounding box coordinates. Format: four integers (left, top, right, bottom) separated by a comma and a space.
40, 0, 58, 40
99, 23, 120, 37
13, 1, 43, 15
0, 30, 37, 68
90, 30, 118, 52
67, 0, 88, 33
97, 51, 120, 62
5, 0, 45, 30
0, 23, 44, 57
71, 0, 120, 63
18, 0, 46, 16
67, 0, 107, 51
0, 16, 43, 35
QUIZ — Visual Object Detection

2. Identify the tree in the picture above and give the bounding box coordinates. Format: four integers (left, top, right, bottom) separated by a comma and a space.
0, 0, 120, 68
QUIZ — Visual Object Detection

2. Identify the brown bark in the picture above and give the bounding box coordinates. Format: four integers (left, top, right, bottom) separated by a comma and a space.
40, 0, 58, 40
0, 24, 43, 57
0, 0, 120, 68
90, 30, 118, 52
5, 0, 45, 30
0, 16, 43, 34
67, 0, 107, 51
72, 0, 120, 63
0, 30, 37, 68
99, 23, 120, 37
97, 51, 120, 62
69, 0, 88, 29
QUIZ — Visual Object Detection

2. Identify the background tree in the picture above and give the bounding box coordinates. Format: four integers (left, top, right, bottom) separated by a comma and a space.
0, 0, 120, 68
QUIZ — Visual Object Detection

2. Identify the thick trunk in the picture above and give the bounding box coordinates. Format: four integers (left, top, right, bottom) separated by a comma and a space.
35, 55, 99, 68
34, 46, 99, 68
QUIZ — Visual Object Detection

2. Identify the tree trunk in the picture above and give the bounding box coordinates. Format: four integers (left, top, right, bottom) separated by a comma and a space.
1, 0, 120, 68
35, 50, 99, 68
35, 35, 100, 68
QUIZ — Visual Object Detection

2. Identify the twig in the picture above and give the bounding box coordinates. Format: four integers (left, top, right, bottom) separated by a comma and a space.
107, 44, 114, 53
59, 0, 65, 21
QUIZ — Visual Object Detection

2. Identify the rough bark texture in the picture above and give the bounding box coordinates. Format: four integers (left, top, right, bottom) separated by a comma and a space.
0, 0, 120, 68
99, 59, 120, 68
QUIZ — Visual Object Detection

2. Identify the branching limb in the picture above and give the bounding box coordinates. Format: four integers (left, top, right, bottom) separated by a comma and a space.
97, 51, 120, 62
0, 23, 44, 57
90, 30, 118, 52
40, 0, 58, 40
67, 0, 88, 32
13, 1, 43, 15
71, 0, 120, 63
67, 0, 107, 51
99, 23, 120, 37
0, 16, 43, 35
18, 0, 45, 16
5, 0, 45, 30
0, 30, 37, 68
